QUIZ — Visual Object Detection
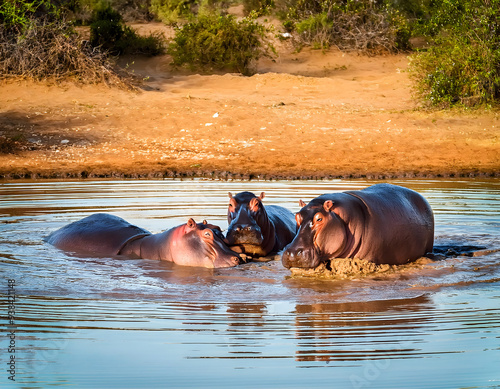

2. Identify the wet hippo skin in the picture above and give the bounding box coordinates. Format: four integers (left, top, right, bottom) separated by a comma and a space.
282, 184, 434, 268
226, 191, 297, 257
46, 213, 241, 268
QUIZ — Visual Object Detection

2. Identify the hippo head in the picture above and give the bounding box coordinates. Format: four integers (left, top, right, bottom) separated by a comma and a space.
175, 218, 241, 268
282, 199, 348, 269
226, 191, 270, 256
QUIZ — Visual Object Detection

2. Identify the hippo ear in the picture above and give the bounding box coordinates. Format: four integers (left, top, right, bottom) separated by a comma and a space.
203, 220, 208, 225
295, 213, 303, 226
259, 192, 265, 200
249, 197, 260, 212
187, 218, 197, 230
323, 200, 334, 212
299, 199, 306, 208
228, 192, 233, 198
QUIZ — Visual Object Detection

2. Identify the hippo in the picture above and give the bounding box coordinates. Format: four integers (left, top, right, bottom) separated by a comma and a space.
46, 213, 240, 268
226, 191, 297, 257
282, 183, 434, 268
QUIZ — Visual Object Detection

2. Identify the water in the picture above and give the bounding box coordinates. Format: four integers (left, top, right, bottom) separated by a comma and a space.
1, 179, 499, 388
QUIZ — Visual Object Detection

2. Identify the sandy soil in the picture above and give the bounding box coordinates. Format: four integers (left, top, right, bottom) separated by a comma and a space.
1, 23, 499, 180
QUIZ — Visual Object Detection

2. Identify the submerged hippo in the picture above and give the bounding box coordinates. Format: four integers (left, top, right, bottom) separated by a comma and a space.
226, 191, 297, 257
46, 213, 240, 268
282, 183, 434, 268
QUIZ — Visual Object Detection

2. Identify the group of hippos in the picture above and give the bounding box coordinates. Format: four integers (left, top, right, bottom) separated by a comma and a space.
46, 183, 435, 270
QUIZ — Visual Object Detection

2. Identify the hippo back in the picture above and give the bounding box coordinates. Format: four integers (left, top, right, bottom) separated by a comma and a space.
348, 183, 434, 264
265, 205, 297, 252
46, 213, 151, 256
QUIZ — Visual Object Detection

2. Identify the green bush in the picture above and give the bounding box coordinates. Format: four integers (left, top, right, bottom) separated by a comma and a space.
167, 13, 275, 75
242, 0, 275, 16
72, 0, 153, 24
0, 0, 59, 31
150, 0, 196, 24
117, 26, 165, 55
90, 5, 124, 52
409, 0, 500, 107
90, 4, 165, 55
295, 13, 332, 50
149, 0, 229, 24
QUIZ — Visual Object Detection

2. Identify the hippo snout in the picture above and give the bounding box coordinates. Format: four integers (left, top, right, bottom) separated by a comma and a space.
227, 224, 264, 246
282, 246, 320, 269
215, 255, 241, 268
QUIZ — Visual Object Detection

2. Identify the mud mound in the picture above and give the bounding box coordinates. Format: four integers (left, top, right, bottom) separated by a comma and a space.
290, 256, 434, 279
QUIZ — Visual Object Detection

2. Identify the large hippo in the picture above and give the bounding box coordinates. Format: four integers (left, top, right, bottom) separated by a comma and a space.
282, 183, 434, 268
46, 213, 240, 268
226, 191, 297, 257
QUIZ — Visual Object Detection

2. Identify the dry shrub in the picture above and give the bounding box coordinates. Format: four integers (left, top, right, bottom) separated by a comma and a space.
295, 7, 399, 54
0, 16, 131, 87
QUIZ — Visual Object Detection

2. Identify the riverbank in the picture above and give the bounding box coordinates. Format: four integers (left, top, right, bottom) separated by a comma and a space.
1, 43, 499, 180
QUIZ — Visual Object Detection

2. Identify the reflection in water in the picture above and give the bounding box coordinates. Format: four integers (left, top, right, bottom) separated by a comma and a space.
8, 293, 500, 388
1, 179, 500, 388
293, 298, 433, 364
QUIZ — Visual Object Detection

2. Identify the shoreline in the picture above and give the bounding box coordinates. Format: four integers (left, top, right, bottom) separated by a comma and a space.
1, 167, 498, 181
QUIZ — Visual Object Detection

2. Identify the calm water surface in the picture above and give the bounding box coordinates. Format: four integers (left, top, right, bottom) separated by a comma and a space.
1, 179, 499, 388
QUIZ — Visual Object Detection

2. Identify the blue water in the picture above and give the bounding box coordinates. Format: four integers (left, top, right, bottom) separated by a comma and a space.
1, 179, 499, 388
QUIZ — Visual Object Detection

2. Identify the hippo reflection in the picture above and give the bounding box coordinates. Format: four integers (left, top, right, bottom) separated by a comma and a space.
46, 213, 241, 268
282, 184, 434, 268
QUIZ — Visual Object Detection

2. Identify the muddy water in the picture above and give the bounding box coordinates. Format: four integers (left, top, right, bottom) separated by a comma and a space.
1, 179, 499, 388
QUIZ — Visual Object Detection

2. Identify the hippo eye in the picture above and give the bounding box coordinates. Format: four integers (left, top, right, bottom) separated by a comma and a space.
204, 230, 213, 238
313, 213, 323, 223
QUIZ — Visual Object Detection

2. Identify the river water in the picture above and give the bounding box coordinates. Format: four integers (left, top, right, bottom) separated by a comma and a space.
1, 179, 499, 388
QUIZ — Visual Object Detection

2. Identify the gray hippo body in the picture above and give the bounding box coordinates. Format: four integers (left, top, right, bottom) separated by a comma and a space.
226, 192, 297, 257
46, 213, 240, 268
282, 184, 434, 268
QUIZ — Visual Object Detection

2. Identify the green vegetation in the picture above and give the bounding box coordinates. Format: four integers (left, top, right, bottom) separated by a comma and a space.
0, 0, 59, 30
242, 0, 275, 16
282, 0, 411, 53
0, 0, 126, 85
90, 4, 165, 55
150, 0, 197, 24
408, 0, 500, 107
72, 0, 152, 23
149, 0, 229, 24
1, 0, 499, 106
167, 13, 274, 75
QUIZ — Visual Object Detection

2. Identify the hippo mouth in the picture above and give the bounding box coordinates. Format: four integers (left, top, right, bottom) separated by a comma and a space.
229, 243, 267, 257
212, 254, 241, 268
205, 241, 242, 268
226, 230, 264, 247
281, 246, 323, 269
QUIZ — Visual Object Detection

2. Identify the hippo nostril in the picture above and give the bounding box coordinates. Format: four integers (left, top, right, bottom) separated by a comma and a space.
235, 227, 242, 232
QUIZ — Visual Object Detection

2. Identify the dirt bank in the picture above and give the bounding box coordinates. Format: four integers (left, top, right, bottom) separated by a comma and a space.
1, 33, 499, 180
